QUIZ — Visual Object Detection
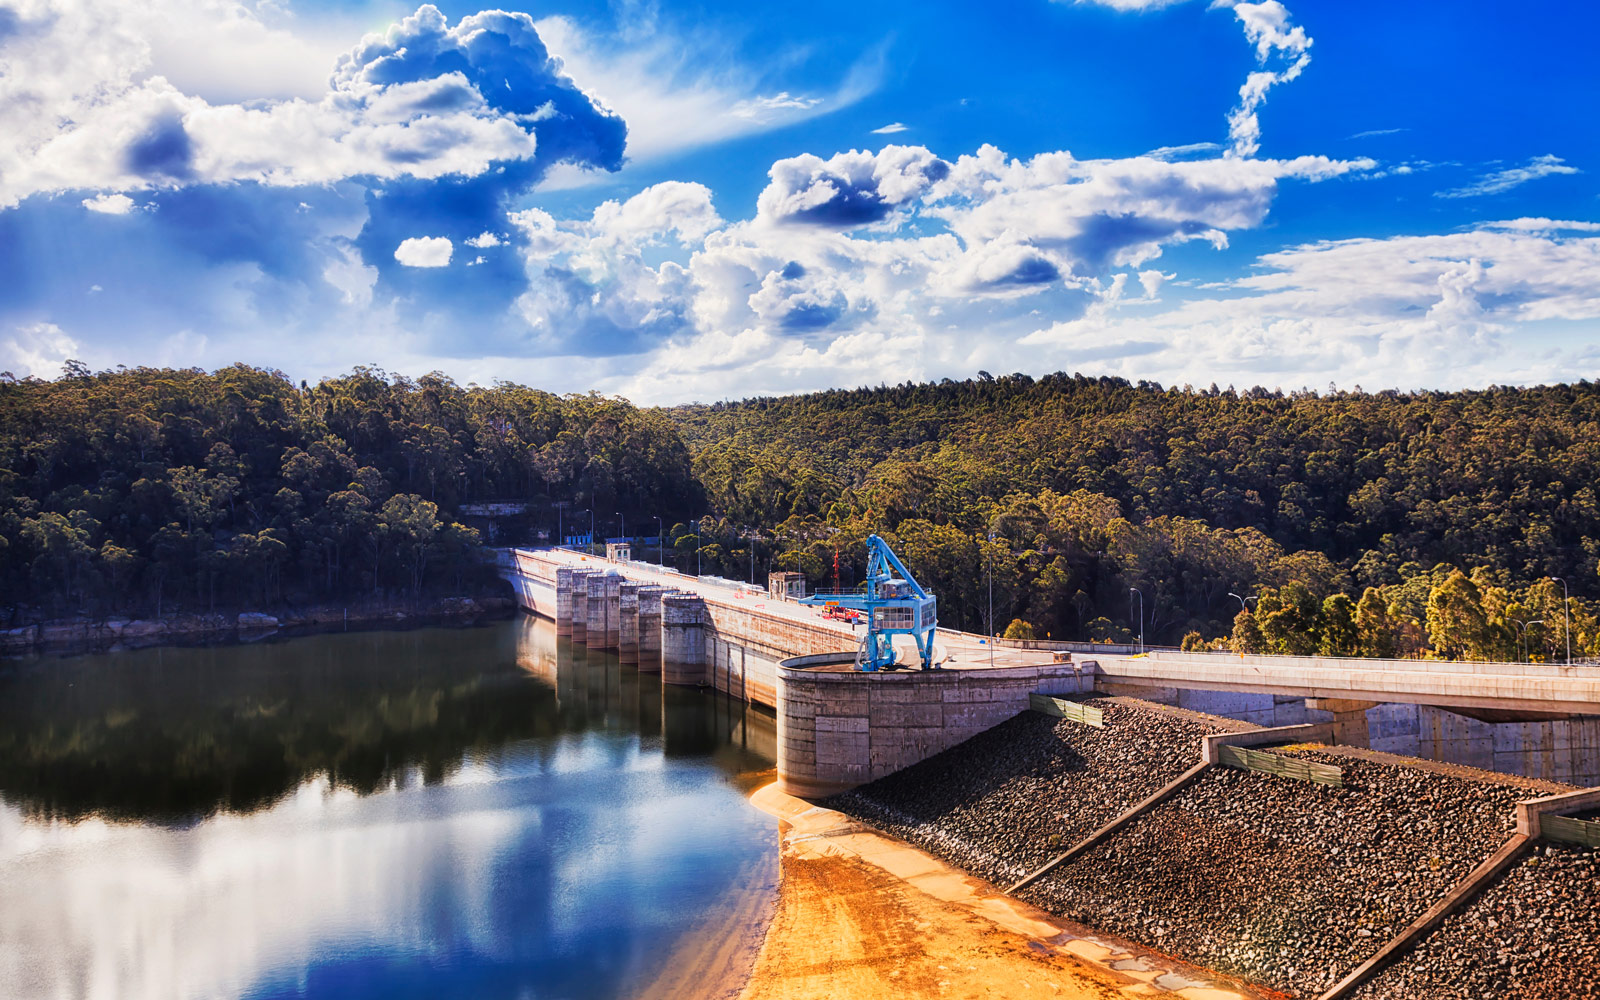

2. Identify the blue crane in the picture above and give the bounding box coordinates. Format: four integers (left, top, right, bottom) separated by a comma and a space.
800, 534, 938, 671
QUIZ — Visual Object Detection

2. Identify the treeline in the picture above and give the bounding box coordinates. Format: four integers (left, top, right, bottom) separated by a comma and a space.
0, 364, 696, 620
670, 373, 1600, 659
7, 365, 1600, 661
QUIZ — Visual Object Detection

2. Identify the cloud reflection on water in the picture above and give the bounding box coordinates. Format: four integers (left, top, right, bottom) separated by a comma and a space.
0, 619, 776, 1000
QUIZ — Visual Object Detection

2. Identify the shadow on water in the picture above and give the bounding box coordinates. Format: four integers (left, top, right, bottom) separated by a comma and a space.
0, 615, 774, 825
0, 615, 780, 1000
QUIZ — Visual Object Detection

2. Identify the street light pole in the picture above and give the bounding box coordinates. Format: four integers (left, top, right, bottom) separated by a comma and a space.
653, 515, 663, 568
696, 515, 703, 577
987, 529, 995, 667
616, 511, 624, 549
1228, 592, 1258, 614
1554, 577, 1572, 665
1130, 587, 1145, 654
1514, 619, 1544, 663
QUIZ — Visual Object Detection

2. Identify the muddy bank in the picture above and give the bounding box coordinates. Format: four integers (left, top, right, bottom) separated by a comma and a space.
826, 696, 1241, 887
0, 594, 517, 658
742, 783, 1272, 1000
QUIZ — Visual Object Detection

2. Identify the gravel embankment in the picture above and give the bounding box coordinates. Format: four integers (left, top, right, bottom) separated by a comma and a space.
1351, 841, 1600, 1000
826, 697, 1222, 886
1019, 749, 1524, 997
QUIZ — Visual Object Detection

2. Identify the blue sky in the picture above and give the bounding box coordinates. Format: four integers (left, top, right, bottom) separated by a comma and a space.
1, 0, 1596, 401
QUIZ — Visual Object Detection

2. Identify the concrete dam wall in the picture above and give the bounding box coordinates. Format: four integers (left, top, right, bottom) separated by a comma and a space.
502, 547, 1600, 794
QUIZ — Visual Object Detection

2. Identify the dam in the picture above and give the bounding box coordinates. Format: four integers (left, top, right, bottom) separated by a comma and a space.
502, 546, 1600, 791
500, 546, 1600, 999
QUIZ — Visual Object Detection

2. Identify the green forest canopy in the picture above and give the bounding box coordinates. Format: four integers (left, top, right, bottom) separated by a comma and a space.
4, 364, 1598, 661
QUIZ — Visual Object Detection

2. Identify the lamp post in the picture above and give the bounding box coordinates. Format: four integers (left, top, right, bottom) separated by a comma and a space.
696, 515, 703, 578
1130, 587, 1145, 654
1229, 592, 1259, 614
1553, 576, 1572, 665
1514, 618, 1544, 663
653, 515, 663, 568
987, 528, 996, 667
615, 511, 624, 550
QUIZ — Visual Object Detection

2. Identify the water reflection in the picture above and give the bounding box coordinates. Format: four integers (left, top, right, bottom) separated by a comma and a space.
0, 617, 777, 1000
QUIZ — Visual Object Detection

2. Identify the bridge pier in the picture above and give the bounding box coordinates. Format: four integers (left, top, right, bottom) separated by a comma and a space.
636, 587, 667, 673
618, 583, 641, 663
569, 569, 595, 644
554, 566, 576, 636
585, 573, 604, 649
602, 574, 621, 649
1306, 698, 1381, 749
586, 573, 621, 650
661, 594, 706, 686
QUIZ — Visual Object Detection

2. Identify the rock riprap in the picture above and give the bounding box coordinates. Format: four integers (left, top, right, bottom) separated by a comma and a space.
1019, 749, 1524, 996
1350, 841, 1600, 1000
826, 697, 1222, 886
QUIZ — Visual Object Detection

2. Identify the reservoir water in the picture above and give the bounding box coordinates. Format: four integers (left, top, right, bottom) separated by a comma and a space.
0, 616, 779, 1000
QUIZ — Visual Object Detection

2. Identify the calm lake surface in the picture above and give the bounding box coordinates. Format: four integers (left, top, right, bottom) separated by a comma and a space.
0, 616, 779, 1000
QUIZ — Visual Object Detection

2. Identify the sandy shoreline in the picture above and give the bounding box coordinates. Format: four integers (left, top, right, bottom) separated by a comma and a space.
735, 782, 1280, 1000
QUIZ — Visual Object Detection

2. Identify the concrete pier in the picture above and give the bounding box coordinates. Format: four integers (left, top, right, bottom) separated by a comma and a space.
618, 582, 641, 663
1307, 697, 1381, 749
661, 594, 706, 687
602, 573, 621, 649
569, 569, 594, 644
554, 566, 576, 636
637, 586, 667, 673
584, 573, 603, 649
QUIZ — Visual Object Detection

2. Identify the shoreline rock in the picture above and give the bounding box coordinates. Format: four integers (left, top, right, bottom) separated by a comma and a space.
0, 595, 517, 659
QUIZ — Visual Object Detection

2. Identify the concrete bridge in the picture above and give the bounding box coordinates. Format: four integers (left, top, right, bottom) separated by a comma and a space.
501, 548, 1600, 792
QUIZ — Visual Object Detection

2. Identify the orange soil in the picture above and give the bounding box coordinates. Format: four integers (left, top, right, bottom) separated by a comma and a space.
737, 783, 1272, 1000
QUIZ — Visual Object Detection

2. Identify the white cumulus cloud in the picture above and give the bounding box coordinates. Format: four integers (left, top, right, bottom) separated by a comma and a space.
394, 236, 453, 268
1, 322, 81, 378
82, 193, 135, 214
0, 3, 624, 207
1022, 223, 1600, 391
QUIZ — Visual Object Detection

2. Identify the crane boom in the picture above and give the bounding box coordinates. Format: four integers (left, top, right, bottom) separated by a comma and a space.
800, 534, 938, 671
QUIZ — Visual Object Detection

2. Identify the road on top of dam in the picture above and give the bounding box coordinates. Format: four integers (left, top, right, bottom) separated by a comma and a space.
539, 547, 1063, 671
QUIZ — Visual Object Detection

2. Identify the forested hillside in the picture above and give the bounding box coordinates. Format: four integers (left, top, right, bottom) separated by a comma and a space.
671, 373, 1600, 659
0, 365, 696, 620
5, 364, 1598, 661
